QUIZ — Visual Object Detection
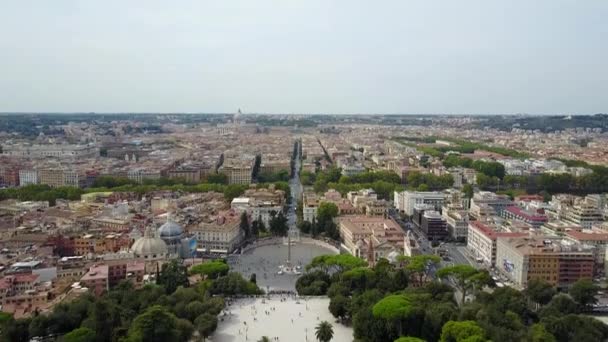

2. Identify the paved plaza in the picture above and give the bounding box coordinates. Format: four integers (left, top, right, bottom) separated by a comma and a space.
228, 243, 337, 291
212, 296, 353, 342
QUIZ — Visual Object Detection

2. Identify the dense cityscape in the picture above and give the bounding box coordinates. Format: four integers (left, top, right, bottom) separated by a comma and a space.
0, 113, 607, 341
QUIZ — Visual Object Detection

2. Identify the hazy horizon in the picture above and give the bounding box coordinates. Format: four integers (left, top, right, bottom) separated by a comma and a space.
1, 1, 607, 114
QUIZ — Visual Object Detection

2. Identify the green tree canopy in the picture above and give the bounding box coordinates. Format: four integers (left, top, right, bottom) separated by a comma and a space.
569, 279, 599, 310
62, 327, 96, 342
394, 337, 426, 342
440, 320, 486, 342
157, 260, 189, 294
194, 313, 218, 341
436, 265, 490, 305
125, 305, 182, 342
317, 202, 339, 223
190, 261, 230, 279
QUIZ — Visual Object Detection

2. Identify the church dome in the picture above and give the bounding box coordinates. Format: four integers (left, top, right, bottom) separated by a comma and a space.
131, 230, 168, 258
158, 220, 183, 238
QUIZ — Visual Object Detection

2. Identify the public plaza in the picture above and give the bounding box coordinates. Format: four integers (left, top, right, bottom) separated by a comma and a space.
212, 296, 353, 342
214, 240, 353, 341
227, 241, 338, 291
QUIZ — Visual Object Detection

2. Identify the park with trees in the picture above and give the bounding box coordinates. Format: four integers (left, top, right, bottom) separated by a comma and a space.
295, 254, 608, 342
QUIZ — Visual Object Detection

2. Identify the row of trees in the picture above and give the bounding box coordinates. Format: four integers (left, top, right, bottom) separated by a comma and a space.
0, 260, 262, 342
310, 167, 405, 200
442, 155, 506, 179
0, 184, 84, 206
297, 202, 340, 240
257, 169, 290, 183
0, 179, 291, 209
393, 136, 529, 159
296, 254, 608, 342
240, 211, 289, 239
406, 172, 454, 191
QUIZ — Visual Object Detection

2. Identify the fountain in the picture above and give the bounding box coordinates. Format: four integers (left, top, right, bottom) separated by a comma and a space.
278, 227, 302, 275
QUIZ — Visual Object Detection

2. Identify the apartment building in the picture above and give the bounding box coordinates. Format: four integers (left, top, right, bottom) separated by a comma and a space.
466, 221, 527, 267
502, 206, 548, 228
394, 190, 446, 216
192, 210, 244, 254
442, 207, 469, 241
18, 170, 38, 186
38, 169, 84, 188
496, 236, 594, 289
339, 215, 405, 263
470, 192, 513, 216
220, 159, 254, 185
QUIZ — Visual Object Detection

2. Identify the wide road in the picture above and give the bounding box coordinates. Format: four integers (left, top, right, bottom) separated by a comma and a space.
287, 141, 302, 229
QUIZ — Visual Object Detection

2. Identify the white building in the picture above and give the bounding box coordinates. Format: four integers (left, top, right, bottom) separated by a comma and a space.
251, 202, 283, 227
394, 190, 445, 216
470, 192, 512, 217
466, 221, 527, 267
18, 170, 38, 186
442, 208, 469, 241
231, 197, 251, 213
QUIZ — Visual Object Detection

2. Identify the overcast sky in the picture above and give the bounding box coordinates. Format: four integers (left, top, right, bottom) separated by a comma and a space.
0, 1, 606, 114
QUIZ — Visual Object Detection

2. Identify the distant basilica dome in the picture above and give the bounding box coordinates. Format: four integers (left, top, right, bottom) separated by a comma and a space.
131, 227, 168, 260
158, 220, 183, 238
158, 216, 185, 257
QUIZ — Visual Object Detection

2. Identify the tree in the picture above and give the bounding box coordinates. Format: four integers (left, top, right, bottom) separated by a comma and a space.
462, 184, 474, 199
437, 265, 490, 305
296, 270, 331, 296
206, 173, 228, 184
525, 279, 556, 307
527, 323, 556, 342
569, 279, 599, 310
190, 261, 229, 279
251, 220, 260, 237
176, 318, 194, 342
250, 273, 257, 284
317, 202, 339, 223
125, 305, 181, 342
539, 294, 579, 317
417, 184, 430, 191
62, 327, 96, 342
157, 260, 189, 294
372, 294, 415, 336
440, 320, 486, 342
194, 313, 218, 341
184, 301, 206, 322
541, 314, 608, 342
258, 337, 271, 342
395, 338, 426, 342
400, 255, 441, 286
209, 273, 262, 296
329, 294, 350, 321
315, 321, 334, 342
240, 212, 251, 238
306, 254, 368, 274
269, 211, 289, 236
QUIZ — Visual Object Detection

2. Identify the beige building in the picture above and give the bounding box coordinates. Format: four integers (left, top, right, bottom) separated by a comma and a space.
496, 236, 595, 289
39, 169, 83, 188
220, 163, 253, 184
192, 210, 244, 254
339, 215, 405, 263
